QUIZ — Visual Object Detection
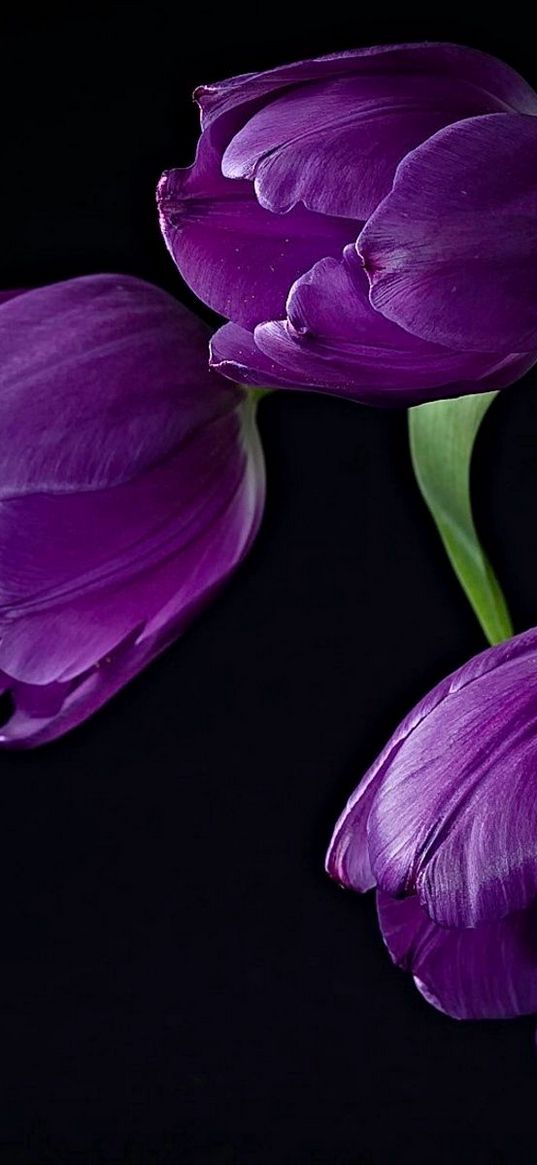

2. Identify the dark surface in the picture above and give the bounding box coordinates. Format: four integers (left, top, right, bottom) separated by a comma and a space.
2, 6, 537, 1162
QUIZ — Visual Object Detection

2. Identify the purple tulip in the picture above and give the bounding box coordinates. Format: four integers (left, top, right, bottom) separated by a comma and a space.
326, 628, 537, 1024
158, 43, 537, 405
0, 276, 265, 748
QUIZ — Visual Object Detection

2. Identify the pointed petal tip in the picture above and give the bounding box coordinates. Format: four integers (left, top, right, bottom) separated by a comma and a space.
324, 828, 345, 882
325, 806, 377, 893
413, 974, 455, 1019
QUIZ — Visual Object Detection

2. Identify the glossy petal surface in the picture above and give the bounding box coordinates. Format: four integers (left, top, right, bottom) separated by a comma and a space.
157, 134, 355, 330
0, 278, 265, 746
0, 274, 238, 496
212, 249, 534, 404
197, 42, 537, 131
328, 628, 537, 927
223, 73, 512, 220
360, 114, 537, 352
378, 892, 537, 1020
160, 44, 537, 405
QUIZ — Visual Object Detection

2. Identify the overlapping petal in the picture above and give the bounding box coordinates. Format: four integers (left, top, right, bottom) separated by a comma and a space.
196, 42, 537, 132
327, 629, 537, 1025
377, 893, 537, 1020
222, 73, 514, 221
210, 323, 312, 390
370, 655, 537, 927
0, 419, 263, 747
0, 277, 265, 747
360, 114, 537, 352
327, 628, 537, 927
157, 132, 356, 330
212, 248, 534, 404
159, 43, 537, 404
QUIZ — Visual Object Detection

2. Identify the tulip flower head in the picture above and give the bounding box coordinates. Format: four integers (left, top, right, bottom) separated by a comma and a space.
0, 276, 265, 747
158, 43, 537, 405
326, 629, 537, 1025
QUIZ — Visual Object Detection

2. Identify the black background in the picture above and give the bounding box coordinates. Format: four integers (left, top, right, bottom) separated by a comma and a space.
2, 5, 537, 1161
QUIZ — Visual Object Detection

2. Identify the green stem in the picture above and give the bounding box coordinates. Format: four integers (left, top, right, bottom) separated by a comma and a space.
243, 386, 273, 405
409, 393, 513, 646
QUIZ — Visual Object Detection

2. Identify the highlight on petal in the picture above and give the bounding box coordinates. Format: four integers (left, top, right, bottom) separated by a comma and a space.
378, 892, 537, 1020
369, 638, 537, 927
210, 323, 311, 390
196, 42, 537, 132
327, 628, 537, 1026
160, 44, 537, 408
222, 72, 515, 221
0, 278, 265, 747
359, 114, 537, 352
325, 644, 480, 889
328, 627, 537, 928
0, 274, 237, 496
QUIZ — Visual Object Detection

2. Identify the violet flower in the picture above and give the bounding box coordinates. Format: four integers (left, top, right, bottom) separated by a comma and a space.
158, 43, 537, 405
326, 629, 537, 1023
0, 276, 265, 747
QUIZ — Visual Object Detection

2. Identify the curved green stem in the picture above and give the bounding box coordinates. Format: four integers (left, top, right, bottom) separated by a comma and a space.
409, 393, 512, 646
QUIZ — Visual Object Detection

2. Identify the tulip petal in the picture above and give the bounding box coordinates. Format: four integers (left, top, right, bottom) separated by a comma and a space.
324, 778, 377, 892
0, 274, 266, 745
0, 403, 262, 745
325, 651, 475, 891
0, 290, 26, 305
223, 73, 512, 221
0, 476, 261, 743
0, 613, 198, 749
215, 247, 533, 405
210, 323, 311, 390
360, 114, 537, 352
157, 132, 356, 330
361, 628, 537, 927
197, 43, 537, 132
0, 401, 263, 686
378, 892, 537, 1020
0, 275, 238, 496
